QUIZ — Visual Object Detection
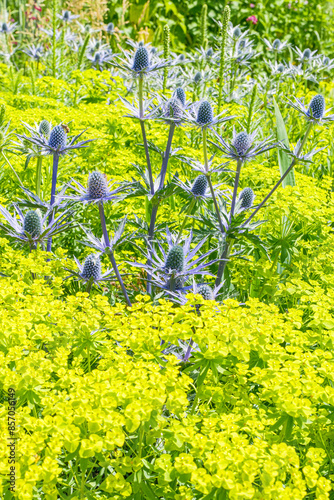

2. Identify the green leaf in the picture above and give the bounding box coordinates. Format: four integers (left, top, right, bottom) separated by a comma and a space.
197, 361, 210, 386
273, 97, 295, 187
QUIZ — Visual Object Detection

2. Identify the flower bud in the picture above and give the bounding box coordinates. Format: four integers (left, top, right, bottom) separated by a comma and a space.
82, 254, 101, 280
133, 46, 149, 71
165, 245, 184, 272
197, 284, 214, 300
48, 124, 67, 150
24, 210, 42, 238
39, 120, 51, 136
173, 87, 186, 106
191, 175, 208, 196
307, 94, 325, 119
238, 187, 254, 209
232, 131, 252, 156
88, 171, 109, 199
196, 101, 213, 125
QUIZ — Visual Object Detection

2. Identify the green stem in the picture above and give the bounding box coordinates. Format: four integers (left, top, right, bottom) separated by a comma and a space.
229, 159, 242, 222
85, 277, 94, 295
98, 202, 132, 307
215, 237, 232, 287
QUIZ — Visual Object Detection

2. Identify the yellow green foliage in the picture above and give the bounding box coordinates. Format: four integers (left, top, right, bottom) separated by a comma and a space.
0, 237, 333, 498
0, 67, 334, 499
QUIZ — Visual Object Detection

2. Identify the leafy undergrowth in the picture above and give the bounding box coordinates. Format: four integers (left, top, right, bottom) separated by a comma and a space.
0, 234, 333, 498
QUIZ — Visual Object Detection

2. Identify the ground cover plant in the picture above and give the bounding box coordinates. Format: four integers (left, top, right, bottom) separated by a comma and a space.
1, 1, 334, 499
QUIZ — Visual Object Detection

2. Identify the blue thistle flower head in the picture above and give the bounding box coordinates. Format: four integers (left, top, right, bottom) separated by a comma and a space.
165, 245, 184, 272
197, 283, 214, 300
194, 71, 202, 84
239, 187, 254, 209
232, 131, 252, 156
323, 56, 330, 66
307, 94, 325, 120
303, 48, 311, 60
272, 39, 281, 49
39, 120, 51, 136
277, 63, 285, 73
191, 175, 208, 196
132, 46, 150, 71
88, 171, 109, 199
2, 22, 8, 32
48, 125, 67, 150
81, 254, 101, 281
23, 210, 42, 238
206, 48, 214, 57
196, 101, 213, 125
174, 87, 186, 106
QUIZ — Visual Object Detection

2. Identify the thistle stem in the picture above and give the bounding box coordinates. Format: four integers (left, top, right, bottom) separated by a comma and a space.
159, 122, 175, 191
47, 152, 59, 253
85, 277, 94, 295
36, 156, 43, 198
147, 123, 176, 293
229, 159, 243, 222
138, 75, 154, 195
202, 128, 225, 234
244, 122, 313, 227
98, 202, 132, 307
215, 237, 233, 287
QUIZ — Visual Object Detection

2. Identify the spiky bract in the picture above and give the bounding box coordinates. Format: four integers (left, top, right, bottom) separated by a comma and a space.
164, 98, 183, 120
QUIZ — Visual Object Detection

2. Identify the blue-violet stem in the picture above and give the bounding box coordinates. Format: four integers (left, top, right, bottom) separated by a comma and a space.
138, 75, 154, 195
147, 122, 176, 293
47, 152, 59, 253
229, 158, 242, 222
202, 128, 225, 234
98, 202, 132, 307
